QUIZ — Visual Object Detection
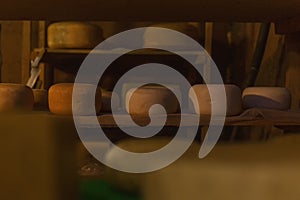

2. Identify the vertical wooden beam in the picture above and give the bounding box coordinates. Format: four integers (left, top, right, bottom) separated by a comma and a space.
0, 24, 2, 82
0, 21, 23, 83
21, 21, 31, 84
204, 22, 213, 82
204, 22, 213, 55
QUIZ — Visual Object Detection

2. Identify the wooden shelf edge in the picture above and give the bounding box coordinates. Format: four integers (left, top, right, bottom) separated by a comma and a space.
275, 15, 300, 34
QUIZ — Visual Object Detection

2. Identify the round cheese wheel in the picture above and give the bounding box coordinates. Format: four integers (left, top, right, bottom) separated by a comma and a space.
33, 89, 48, 110
122, 83, 181, 108
126, 85, 179, 115
242, 87, 291, 110
101, 90, 120, 112
189, 84, 243, 116
47, 22, 103, 49
144, 23, 199, 50
48, 83, 102, 115
0, 83, 34, 112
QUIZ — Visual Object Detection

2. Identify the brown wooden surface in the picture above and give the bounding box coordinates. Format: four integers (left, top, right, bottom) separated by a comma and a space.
0, 21, 25, 83
0, 114, 79, 200
276, 16, 300, 34
0, 0, 299, 22
75, 108, 300, 128
20, 109, 300, 128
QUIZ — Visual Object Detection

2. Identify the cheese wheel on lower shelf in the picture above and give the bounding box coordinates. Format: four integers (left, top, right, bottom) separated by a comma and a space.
126, 85, 179, 115
189, 84, 242, 116
47, 22, 103, 49
242, 87, 291, 110
48, 83, 102, 115
0, 83, 34, 112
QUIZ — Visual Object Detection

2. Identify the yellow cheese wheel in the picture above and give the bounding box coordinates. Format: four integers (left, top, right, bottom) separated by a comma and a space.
126, 85, 179, 115
0, 83, 34, 112
47, 22, 103, 49
48, 83, 102, 115
144, 23, 199, 49
189, 84, 243, 116
242, 87, 291, 110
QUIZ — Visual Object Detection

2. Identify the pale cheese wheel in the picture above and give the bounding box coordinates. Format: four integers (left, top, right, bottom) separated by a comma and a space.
0, 83, 34, 112
144, 23, 199, 50
47, 22, 103, 49
189, 84, 243, 116
48, 83, 102, 115
122, 83, 181, 108
126, 85, 179, 115
33, 89, 48, 110
101, 90, 120, 112
242, 87, 291, 110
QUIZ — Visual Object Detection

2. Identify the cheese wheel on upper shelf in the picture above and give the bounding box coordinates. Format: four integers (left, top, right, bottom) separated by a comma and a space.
48, 83, 102, 115
47, 22, 103, 49
126, 85, 179, 115
144, 23, 199, 50
189, 84, 243, 116
0, 83, 34, 112
242, 87, 291, 110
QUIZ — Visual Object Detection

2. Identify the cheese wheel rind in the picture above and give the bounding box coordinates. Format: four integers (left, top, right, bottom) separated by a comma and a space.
189, 84, 243, 116
144, 23, 199, 50
48, 83, 102, 115
242, 87, 291, 110
0, 83, 34, 112
125, 86, 179, 115
47, 22, 103, 49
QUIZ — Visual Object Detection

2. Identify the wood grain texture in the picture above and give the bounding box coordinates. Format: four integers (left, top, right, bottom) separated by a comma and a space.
0, 0, 299, 21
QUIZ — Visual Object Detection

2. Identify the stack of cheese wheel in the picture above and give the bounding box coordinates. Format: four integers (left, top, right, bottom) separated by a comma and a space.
126, 85, 179, 115
48, 83, 102, 115
242, 87, 291, 110
0, 83, 34, 112
189, 84, 243, 116
48, 22, 103, 49
33, 89, 48, 110
143, 23, 199, 50
101, 89, 120, 112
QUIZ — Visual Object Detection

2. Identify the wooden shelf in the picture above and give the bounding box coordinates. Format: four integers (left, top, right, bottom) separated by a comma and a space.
0, 0, 299, 22
33, 109, 300, 129
87, 109, 300, 128
34, 48, 203, 65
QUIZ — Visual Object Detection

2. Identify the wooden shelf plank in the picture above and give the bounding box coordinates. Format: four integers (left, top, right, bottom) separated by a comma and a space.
0, 0, 299, 22
34, 48, 204, 66
77, 109, 300, 128
22, 109, 300, 129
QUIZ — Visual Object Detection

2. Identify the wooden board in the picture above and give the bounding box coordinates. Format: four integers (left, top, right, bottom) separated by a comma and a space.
0, 0, 299, 22
0, 114, 79, 200
276, 16, 300, 34
77, 108, 300, 128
